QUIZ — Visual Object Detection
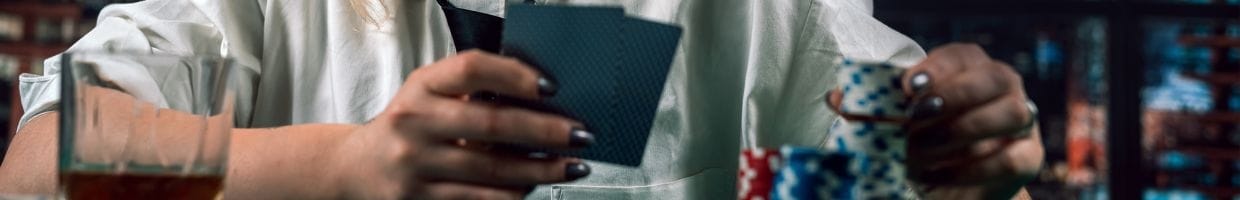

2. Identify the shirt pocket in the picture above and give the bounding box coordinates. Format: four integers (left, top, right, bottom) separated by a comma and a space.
548, 168, 732, 200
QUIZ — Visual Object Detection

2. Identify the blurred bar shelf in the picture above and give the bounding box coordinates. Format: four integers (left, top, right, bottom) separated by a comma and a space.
1194, 112, 1240, 124
875, 1, 1240, 18
1183, 73, 1240, 86
0, 2, 82, 19
1179, 36, 1240, 48
0, 42, 71, 58
1176, 186, 1240, 199
1170, 146, 1240, 160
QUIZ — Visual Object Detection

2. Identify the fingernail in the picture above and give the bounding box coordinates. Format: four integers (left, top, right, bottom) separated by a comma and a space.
527, 151, 552, 159
565, 162, 591, 179
538, 77, 558, 96
568, 128, 594, 148
910, 72, 931, 93
911, 96, 943, 120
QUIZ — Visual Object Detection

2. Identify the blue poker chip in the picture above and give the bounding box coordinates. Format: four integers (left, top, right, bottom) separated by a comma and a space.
772, 146, 863, 200
774, 144, 913, 199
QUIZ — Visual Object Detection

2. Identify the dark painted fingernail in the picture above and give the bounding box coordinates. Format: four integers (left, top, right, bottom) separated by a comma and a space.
568, 128, 594, 148
565, 162, 591, 179
527, 151, 552, 159
538, 77, 558, 96
911, 96, 943, 120
910, 72, 931, 93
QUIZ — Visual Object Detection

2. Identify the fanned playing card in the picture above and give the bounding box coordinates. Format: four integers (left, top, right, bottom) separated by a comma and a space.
608, 16, 681, 166
499, 4, 681, 166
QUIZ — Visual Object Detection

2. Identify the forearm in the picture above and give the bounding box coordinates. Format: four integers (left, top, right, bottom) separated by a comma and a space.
0, 113, 58, 194
225, 124, 358, 199
0, 112, 359, 199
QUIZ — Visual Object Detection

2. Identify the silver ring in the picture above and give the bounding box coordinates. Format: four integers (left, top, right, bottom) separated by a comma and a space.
1018, 99, 1039, 136
1026, 99, 1039, 118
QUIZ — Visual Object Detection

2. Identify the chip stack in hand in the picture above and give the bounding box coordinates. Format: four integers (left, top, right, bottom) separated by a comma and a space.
818, 59, 914, 199
737, 59, 916, 200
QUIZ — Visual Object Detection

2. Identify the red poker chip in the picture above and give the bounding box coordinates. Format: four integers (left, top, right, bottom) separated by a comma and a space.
738, 148, 782, 200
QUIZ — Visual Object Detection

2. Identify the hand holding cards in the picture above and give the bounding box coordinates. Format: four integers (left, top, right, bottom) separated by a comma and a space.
495, 4, 682, 166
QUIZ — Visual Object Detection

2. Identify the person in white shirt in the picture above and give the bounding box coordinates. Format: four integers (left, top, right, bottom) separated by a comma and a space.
0, 0, 1043, 199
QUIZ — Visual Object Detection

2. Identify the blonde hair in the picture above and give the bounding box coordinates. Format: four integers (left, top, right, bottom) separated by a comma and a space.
348, 0, 393, 29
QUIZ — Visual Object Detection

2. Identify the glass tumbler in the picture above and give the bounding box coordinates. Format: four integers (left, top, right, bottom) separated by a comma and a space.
57, 52, 236, 200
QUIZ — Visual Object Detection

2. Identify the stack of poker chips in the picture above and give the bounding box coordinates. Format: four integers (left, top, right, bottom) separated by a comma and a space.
738, 59, 914, 200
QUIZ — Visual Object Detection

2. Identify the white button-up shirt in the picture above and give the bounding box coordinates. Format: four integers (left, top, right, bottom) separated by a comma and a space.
18, 0, 925, 199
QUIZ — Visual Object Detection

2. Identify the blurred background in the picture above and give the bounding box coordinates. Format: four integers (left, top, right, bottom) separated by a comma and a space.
0, 0, 1237, 199
875, 0, 1239, 199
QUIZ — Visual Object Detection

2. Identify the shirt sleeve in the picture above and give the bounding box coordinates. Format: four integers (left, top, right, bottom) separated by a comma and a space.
16, 0, 261, 131
742, 0, 926, 147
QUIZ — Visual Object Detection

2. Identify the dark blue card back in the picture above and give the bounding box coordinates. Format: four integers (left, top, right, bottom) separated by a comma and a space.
501, 4, 681, 166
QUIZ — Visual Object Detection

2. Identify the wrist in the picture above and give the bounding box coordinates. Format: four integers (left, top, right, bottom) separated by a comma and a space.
264, 124, 364, 199
327, 123, 381, 199
226, 124, 359, 199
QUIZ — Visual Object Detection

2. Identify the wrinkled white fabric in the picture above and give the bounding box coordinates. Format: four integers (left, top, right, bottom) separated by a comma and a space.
17, 0, 925, 199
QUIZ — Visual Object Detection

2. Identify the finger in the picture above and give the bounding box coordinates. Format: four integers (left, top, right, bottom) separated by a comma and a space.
908, 128, 1043, 186
946, 92, 1034, 140
419, 182, 527, 200
408, 98, 591, 149
907, 63, 1017, 123
420, 146, 590, 185
825, 87, 844, 113
908, 90, 1031, 152
824, 88, 905, 122
419, 50, 555, 100
908, 135, 1011, 176
453, 138, 558, 160
902, 43, 991, 96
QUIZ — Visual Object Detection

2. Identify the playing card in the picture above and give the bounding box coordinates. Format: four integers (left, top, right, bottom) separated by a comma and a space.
499, 4, 681, 166
604, 16, 682, 166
